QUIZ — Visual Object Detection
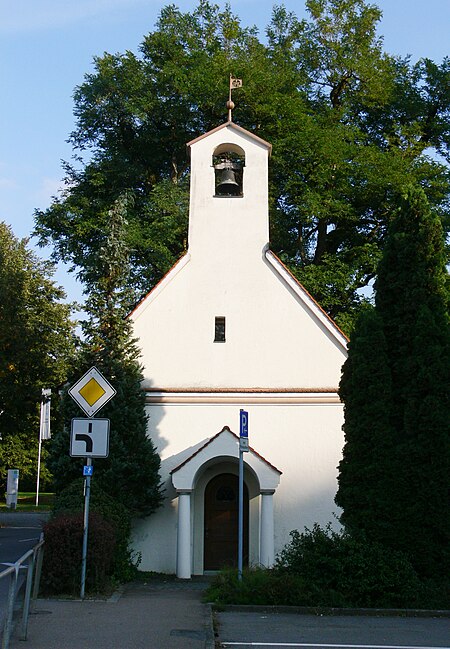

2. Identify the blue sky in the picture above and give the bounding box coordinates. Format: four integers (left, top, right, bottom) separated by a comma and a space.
1, 0, 449, 305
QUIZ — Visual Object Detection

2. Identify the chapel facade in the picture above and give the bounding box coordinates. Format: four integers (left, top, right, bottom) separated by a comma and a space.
130, 120, 347, 577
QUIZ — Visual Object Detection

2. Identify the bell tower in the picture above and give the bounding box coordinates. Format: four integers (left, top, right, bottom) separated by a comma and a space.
187, 122, 272, 261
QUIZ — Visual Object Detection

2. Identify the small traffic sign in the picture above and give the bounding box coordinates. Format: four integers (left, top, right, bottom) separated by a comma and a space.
240, 409, 248, 437
70, 418, 110, 458
68, 367, 116, 417
83, 465, 94, 476
239, 437, 249, 452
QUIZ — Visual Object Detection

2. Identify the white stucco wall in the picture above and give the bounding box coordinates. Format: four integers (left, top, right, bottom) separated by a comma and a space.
133, 251, 345, 389
132, 400, 344, 574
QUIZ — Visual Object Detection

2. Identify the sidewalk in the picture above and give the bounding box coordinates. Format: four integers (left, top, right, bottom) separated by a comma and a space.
10, 580, 215, 649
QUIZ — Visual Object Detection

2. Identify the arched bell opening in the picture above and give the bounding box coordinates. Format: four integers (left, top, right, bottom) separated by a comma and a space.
213, 143, 245, 197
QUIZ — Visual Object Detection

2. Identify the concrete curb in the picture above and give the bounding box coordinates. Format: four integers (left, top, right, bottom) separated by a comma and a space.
213, 604, 450, 618
205, 603, 216, 649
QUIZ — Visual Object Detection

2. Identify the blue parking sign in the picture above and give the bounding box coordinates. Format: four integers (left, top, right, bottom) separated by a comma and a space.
240, 409, 248, 438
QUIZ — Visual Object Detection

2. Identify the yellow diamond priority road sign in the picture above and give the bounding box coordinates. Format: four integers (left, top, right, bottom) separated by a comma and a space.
68, 367, 116, 417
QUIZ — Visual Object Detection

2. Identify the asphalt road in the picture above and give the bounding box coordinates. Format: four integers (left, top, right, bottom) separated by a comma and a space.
216, 611, 450, 649
0, 526, 42, 564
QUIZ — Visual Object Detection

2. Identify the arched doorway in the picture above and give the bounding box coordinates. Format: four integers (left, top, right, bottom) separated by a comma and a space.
204, 473, 249, 570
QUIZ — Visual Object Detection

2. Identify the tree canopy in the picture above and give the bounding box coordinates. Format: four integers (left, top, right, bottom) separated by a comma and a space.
336, 186, 450, 578
34, 0, 450, 334
47, 196, 163, 517
0, 222, 76, 490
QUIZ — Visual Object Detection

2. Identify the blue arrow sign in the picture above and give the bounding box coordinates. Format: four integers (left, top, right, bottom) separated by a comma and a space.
240, 409, 248, 438
83, 465, 94, 476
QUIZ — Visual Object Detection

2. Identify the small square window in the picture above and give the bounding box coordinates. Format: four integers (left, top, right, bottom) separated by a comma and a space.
214, 317, 226, 342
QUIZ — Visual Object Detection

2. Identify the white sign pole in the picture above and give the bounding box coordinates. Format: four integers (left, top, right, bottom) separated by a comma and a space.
36, 436, 42, 508
36, 389, 51, 507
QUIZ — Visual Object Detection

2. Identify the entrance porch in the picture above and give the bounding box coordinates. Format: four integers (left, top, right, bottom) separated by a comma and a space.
170, 427, 281, 578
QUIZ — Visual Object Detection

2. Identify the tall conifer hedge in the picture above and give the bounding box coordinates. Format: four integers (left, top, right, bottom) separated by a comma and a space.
336, 186, 450, 578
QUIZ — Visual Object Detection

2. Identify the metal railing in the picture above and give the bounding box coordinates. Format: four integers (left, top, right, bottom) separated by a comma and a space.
0, 533, 44, 649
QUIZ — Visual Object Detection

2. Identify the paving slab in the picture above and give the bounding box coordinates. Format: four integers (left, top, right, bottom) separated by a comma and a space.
9, 580, 215, 649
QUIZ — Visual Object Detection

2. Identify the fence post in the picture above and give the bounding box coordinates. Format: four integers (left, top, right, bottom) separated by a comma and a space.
2, 566, 19, 649
32, 535, 44, 602
20, 552, 36, 641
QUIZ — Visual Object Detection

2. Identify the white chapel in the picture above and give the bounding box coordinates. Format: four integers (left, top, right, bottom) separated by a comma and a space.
130, 118, 348, 578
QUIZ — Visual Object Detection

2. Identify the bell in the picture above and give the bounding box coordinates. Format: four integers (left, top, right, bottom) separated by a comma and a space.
216, 168, 240, 196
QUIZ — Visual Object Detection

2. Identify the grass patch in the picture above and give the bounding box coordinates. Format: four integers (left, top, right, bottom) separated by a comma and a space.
0, 491, 54, 512
133, 571, 212, 583
134, 571, 179, 582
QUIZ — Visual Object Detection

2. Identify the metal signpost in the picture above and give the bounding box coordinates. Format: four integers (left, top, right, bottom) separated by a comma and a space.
238, 409, 249, 581
68, 367, 115, 599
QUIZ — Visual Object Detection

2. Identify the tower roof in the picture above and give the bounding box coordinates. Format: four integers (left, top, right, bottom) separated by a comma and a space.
187, 121, 272, 155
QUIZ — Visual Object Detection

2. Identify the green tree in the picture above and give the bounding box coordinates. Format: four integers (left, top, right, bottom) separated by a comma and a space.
0, 222, 75, 491
34, 0, 450, 335
335, 307, 395, 539
336, 186, 450, 577
48, 195, 163, 517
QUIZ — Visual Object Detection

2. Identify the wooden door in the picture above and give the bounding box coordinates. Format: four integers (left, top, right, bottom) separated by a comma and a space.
204, 473, 249, 570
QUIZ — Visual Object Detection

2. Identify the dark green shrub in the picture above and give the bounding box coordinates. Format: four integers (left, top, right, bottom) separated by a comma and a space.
419, 578, 450, 610
206, 525, 447, 609
41, 512, 115, 595
52, 479, 139, 583
276, 525, 341, 585
276, 525, 423, 607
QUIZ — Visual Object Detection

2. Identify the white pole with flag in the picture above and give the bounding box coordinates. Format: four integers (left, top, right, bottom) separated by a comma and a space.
36, 389, 51, 506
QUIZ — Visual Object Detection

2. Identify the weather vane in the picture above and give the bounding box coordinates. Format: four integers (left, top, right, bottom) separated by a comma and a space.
227, 74, 242, 121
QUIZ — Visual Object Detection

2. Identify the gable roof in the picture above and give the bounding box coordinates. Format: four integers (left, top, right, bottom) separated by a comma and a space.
264, 249, 349, 351
170, 426, 282, 492
129, 252, 190, 319
187, 121, 272, 155
170, 425, 282, 476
